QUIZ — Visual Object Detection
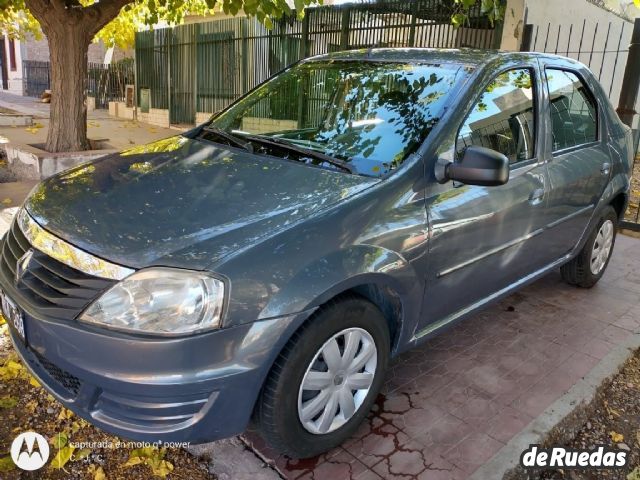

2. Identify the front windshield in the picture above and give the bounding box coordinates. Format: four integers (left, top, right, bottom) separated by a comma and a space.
209, 60, 464, 177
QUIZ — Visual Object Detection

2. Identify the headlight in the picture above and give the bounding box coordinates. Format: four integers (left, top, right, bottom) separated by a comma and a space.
79, 268, 225, 335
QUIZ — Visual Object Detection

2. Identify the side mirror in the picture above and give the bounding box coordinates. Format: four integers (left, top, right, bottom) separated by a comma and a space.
436, 146, 509, 187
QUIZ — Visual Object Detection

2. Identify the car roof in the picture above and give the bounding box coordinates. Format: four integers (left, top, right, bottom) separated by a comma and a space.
304, 48, 584, 70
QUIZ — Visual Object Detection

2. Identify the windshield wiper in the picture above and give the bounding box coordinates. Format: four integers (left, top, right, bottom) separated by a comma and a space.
240, 133, 355, 174
198, 125, 254, 152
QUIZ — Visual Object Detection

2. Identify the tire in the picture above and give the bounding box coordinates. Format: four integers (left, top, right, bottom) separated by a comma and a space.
255, 295, 390, 458
561, 205, 617, 288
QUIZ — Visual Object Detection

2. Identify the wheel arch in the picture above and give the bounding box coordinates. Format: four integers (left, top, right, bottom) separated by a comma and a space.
610, 191, 628, 221
307, 279, 406, 354
257, 244, 423, 353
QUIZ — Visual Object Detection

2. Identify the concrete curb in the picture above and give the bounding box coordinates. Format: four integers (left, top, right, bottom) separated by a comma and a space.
0, 207, 18, 235
188, 437, 281, 480
0, 114, 32, 127
470, 332, 640, 480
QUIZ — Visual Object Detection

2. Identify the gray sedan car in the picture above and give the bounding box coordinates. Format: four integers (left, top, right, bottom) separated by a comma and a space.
0, 49, 633, 458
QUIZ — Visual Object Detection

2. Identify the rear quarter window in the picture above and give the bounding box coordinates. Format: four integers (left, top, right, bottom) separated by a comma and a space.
545, 69, 598, 152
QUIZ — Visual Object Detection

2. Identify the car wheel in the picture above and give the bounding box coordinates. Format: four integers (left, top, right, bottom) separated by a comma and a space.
255, 295, 390, 458
561, 205, 617, 288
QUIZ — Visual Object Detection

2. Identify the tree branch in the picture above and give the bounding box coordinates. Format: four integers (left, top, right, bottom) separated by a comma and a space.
83, 0, 132, 37
24, 0, 52, 29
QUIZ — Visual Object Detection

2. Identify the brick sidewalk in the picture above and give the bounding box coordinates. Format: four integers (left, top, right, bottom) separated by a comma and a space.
243, 234, 640, 479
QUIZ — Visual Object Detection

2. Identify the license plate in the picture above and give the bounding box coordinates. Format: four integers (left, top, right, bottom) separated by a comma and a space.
0, 288, 24, 342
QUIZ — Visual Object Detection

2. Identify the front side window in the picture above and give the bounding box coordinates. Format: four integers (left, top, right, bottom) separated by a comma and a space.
546, 69, 597, 152
209, 61, 465, 177
456, 68, 536, 165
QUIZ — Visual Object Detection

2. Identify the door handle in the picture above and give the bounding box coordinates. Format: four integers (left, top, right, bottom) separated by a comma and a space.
529, 188, 544, 205
601, 163, 611, 175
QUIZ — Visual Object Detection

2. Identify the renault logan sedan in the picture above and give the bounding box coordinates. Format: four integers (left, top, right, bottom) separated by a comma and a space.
0, 49, 633, 458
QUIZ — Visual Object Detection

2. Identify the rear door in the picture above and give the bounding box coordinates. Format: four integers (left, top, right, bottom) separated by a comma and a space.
419, 64, 551, 333
537, 62, 610, 258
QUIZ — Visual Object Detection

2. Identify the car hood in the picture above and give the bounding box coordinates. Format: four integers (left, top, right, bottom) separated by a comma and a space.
25, 136, 376, 269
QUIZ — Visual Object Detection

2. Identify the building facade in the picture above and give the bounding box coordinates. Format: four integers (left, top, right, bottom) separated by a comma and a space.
0, 33, 131, 97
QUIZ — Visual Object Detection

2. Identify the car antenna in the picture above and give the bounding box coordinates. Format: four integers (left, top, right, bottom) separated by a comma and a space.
366, 41, 380, 58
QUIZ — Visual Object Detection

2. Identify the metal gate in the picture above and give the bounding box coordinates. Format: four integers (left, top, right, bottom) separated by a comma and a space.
22, 60, 50, 97
22, 60, 134, 107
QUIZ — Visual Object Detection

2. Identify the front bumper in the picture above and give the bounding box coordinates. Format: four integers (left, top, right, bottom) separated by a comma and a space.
3, 275, 310, 443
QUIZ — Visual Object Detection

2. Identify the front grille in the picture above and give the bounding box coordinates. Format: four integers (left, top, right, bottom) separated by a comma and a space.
0, 217, 116, 320
33, 350, 82, 397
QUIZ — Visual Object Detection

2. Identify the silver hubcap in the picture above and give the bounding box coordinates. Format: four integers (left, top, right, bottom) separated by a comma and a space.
297, 327, 377, 435
590, 219, 614, 275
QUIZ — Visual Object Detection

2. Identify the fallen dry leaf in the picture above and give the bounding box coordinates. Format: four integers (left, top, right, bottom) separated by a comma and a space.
628, 466, 640, 480
88, 464, 106, 480
610, 430, 624, 443
57, 408, 74, 421
0, 396, 18, 408
50, 445, 75, 470
74, 448, 91, 461
0, 456, 14, 472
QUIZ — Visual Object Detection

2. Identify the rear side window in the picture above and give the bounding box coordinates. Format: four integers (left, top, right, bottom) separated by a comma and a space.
546, 69, 598, 152
456, 68, 536, 165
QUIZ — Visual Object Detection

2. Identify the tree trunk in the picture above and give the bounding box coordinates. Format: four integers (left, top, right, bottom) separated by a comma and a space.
23, 0, 129, 152
45, 26, 91, 152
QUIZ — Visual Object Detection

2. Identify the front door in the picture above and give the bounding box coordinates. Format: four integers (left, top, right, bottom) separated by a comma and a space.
536, 64, 610, 259
418, 66, 550, 334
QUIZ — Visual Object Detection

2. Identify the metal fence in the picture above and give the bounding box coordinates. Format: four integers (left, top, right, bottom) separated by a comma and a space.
527, 19, 635, 108
88, 61, 135, 108
135, 0, 499, 125
524, 18, 640, 229
22, 60, 134, 107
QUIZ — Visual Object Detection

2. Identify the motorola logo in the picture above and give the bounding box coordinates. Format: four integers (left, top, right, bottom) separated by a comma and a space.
10, 431, 50, 471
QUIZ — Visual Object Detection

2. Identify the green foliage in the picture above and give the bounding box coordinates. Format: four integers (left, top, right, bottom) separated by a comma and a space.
0, 0, 318, 47
0, 0, 506, 49
0, 0, 40, 39
452, 0, 505, 28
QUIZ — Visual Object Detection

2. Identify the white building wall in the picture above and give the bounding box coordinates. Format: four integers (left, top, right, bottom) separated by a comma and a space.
3, 36, 24, 95
500, 0, 526, 51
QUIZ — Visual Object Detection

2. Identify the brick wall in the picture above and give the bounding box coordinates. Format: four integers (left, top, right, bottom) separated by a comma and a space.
23, 34, 131, 64
23, 34, 49, 62
109, 101, 171, 128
